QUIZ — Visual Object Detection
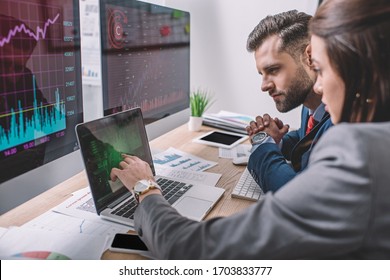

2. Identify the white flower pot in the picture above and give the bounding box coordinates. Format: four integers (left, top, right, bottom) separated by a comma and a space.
188, 116, 203, 132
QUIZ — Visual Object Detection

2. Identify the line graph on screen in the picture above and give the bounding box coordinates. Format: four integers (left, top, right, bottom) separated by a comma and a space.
0, 3, 68, 157
0, 13, 60, 47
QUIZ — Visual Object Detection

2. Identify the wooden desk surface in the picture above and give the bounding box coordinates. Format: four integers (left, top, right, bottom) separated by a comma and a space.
0, 124, 254, 259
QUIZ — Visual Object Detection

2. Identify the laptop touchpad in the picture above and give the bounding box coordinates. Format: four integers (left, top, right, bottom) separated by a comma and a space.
174, 197, 213, 221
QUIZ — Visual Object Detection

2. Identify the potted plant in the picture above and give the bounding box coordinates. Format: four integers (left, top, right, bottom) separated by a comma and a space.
188, 89, 213, 131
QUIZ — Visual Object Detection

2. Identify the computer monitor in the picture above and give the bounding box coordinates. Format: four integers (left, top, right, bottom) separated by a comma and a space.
0, 0, 83, 213
100, 0, 190, 134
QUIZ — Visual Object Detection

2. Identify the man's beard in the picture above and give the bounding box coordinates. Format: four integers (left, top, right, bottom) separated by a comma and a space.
274, 66, 314, 113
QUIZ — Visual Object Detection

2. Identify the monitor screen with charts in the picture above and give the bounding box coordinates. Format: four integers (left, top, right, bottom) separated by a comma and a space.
0, 0, 83, 213
100, 0, 190, 125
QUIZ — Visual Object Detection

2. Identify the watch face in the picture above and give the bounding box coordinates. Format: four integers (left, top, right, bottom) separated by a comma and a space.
134, 180, 149, 193
252, 132, 267, 144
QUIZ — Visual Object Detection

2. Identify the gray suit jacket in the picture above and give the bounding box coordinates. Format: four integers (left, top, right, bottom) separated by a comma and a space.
134, 122, 390, 259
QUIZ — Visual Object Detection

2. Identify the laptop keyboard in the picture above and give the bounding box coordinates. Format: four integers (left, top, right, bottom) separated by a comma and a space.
111, 198, 137, 218
231, 168, 264, 201
158, 178, 193, 204
111, 178, 194, 219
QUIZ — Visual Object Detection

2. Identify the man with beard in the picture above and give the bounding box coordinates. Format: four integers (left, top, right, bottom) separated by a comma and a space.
245, 10, 333, 192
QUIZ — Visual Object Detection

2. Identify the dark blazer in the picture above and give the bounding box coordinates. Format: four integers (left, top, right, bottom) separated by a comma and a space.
248, 106, 333, 192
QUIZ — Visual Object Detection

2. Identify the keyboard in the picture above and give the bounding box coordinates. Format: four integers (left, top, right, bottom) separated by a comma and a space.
158, 178, 193, 205
231, 168, 264, 201
111, 178, 194, 219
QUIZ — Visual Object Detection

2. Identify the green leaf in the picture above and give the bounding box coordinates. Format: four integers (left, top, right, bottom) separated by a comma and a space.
189, 89, 214, 117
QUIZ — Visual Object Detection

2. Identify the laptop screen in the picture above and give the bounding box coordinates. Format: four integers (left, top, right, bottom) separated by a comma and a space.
76, 108, 154, 213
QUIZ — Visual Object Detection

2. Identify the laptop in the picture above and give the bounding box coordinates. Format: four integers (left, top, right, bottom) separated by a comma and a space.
75, 108, 224, 227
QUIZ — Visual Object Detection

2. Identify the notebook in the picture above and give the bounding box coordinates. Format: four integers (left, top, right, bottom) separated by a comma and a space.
75, 108, 224, 227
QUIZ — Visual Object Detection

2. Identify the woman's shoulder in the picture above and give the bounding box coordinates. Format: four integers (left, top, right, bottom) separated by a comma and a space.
321, 121, 390, 142
311, 121, 390, 163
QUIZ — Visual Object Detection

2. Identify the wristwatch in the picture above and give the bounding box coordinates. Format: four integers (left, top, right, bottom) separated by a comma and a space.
251, 131, 269, 145
134, 179, 161, 203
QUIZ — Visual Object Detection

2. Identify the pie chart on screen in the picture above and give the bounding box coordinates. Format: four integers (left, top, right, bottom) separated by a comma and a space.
11, 251, 70, 260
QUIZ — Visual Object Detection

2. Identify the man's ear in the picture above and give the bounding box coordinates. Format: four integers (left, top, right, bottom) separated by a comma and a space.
304, 44, 313, 67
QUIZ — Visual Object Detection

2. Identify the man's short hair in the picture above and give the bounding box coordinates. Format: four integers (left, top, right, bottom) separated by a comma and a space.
247, 10, 312, 60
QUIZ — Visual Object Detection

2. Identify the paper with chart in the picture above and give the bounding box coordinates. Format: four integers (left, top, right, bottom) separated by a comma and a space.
23, 197, 129, 255
51, 187, 130, 232
0, 226, 106, 259
153, 147, 217, 172
219, 144, 251, 159
25, 208, 128, 238
156, 166, 222, 186
52, 187, 100, 221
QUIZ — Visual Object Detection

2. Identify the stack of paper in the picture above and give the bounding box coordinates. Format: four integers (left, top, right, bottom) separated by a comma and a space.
203, 110, 254, 134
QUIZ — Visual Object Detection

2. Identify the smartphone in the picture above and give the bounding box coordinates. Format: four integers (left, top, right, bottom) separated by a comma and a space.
109, 233, 149, 254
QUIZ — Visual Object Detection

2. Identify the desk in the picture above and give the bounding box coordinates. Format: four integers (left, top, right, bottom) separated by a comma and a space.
0, 124, 254, 259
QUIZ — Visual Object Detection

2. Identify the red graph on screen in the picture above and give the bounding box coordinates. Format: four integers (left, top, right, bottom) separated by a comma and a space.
0, 13, 60, 47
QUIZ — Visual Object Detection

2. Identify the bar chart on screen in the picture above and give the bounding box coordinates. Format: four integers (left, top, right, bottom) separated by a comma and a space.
0, 0, 83, 185
0, 77, 66, 153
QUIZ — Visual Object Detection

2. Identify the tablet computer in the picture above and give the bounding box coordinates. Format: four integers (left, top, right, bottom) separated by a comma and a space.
193, 130, 249, 149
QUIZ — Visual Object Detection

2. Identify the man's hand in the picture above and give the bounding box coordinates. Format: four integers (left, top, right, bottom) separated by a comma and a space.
246, 114, 289, 144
